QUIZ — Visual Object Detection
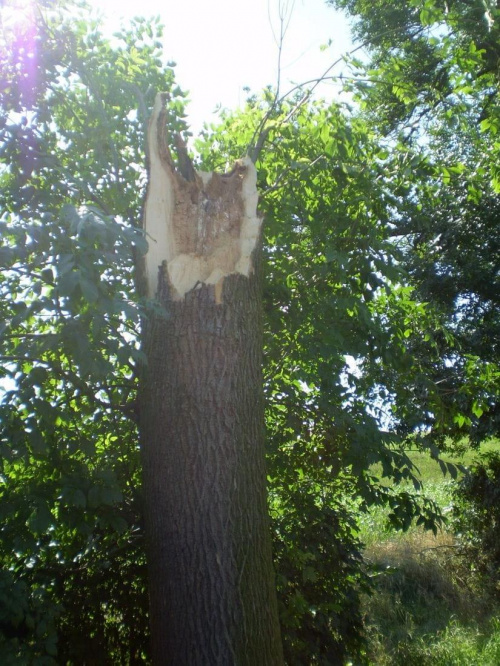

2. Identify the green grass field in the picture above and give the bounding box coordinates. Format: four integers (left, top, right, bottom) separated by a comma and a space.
355, 438, 500, 665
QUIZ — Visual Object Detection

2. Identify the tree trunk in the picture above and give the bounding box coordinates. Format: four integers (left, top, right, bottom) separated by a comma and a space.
138, 93, 284, 665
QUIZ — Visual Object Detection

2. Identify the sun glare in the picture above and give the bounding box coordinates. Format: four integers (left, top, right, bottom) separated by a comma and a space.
2, 0, 40, 109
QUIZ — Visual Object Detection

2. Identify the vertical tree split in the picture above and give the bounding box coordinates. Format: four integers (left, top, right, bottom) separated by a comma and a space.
139, 93, 284, 664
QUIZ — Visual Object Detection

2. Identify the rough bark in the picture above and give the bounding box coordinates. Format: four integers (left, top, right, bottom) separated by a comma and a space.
139, 93, 284, 665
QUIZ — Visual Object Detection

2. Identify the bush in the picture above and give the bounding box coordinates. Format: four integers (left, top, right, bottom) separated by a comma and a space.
452, 451, 500, 601
272, 492, 370, 665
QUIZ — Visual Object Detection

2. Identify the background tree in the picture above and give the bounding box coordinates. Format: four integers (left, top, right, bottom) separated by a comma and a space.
0, 3, 182, 660
329, 0, 500, 446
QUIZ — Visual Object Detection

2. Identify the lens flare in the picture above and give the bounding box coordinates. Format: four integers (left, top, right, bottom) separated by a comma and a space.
1, 0, 40, 109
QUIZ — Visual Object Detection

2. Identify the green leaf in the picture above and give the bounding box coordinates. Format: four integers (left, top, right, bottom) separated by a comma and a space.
41, 268, 54, 284
27, 502, 53, 534
62, 487, 87, 508
133, 233, 149, 255
107, 514, 128, 533
472, 401, 484, 418
79, 274, 99, 303
0, 247, 15, 267
45, 633, 58, 657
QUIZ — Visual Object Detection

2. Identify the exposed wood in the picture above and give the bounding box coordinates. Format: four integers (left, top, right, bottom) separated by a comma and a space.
143, 93, 262, 304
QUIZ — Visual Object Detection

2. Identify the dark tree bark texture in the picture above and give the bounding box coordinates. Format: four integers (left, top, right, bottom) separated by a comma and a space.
139, 93, 284, 665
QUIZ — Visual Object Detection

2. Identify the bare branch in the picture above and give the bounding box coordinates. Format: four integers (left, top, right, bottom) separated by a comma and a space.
247, 24, 429, 164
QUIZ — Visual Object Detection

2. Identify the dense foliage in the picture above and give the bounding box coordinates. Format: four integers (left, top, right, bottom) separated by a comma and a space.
0, 2, 181, 660
453, 451, 500, 601
0, 0, 497, 663
328, 0, 500, 445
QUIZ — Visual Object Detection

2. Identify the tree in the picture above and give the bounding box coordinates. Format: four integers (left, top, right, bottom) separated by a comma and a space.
0, 3, 177, 661
1, 1, 453, 663
328, 0, 500, 446
138, 94, 283, 663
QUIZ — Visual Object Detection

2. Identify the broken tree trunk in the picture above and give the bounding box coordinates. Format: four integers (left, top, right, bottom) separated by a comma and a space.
139, 93, 284, 665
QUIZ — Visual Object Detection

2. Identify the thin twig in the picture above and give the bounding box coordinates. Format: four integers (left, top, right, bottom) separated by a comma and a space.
247, 23, 429, 163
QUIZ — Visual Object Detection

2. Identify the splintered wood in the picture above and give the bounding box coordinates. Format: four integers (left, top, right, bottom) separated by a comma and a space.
143, 93, 262, 304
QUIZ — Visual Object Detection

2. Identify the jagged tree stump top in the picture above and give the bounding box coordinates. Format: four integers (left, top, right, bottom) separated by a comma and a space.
143, 92, 262, 304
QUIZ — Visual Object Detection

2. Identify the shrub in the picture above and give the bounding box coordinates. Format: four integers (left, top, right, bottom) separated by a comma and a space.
452, 451, 500, 601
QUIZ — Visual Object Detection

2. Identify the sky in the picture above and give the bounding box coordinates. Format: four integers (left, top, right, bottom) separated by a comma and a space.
94, 0, 354, 134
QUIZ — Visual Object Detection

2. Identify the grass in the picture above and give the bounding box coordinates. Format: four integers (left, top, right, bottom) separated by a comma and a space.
399, 618, 500, 665
358, 480, 455, 548
354, 438, 500, 665
405, 436, 500, 481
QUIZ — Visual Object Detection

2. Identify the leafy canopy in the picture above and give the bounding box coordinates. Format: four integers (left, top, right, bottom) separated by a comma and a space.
0, 0, 487, 662
328, 0, 500, 444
